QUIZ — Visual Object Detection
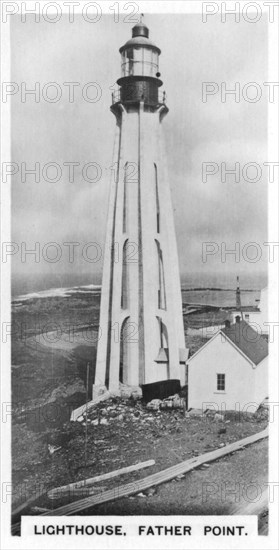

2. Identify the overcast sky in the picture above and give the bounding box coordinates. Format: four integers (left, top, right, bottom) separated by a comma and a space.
11, 13, 268, 285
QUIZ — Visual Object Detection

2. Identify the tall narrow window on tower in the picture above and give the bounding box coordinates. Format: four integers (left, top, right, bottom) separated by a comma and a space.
121, 239, 129, 310
155, 240, 166, 310
120, 317, 130, 383
154, 163, 160, 233
157, 317, 168, 348
123, 162, 128, 233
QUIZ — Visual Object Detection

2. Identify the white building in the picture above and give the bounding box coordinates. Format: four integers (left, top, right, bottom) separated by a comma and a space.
187, 319, 268, 411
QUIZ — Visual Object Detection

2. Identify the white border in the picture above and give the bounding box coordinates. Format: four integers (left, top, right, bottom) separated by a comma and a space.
1, 1, 278, 549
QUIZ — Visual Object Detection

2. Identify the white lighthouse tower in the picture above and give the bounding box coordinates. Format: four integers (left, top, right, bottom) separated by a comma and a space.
94, 20, 188, 396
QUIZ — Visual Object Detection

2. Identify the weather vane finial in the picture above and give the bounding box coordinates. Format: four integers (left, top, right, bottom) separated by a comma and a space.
140, 13, 144, 23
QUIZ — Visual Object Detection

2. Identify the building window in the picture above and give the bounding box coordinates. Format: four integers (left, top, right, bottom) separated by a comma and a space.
217, 374, 225, 391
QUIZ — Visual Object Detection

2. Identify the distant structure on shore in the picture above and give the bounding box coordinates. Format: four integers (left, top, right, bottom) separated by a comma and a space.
94, 19, 188, 397
235, 275, 242, 317
231, 280, 268, 338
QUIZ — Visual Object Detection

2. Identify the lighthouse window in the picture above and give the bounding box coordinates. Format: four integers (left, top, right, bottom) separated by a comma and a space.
121, 240, 129, 309
120, 317, 130, 383
154, 163, 160, 233
133, 47, 143, 76
123, 162, 128, 233
144, 49, 152, 63
144, 49, 156, 77
121, 47, 159, 78
157, 317, 168, 348
155, 240, 166, 310
152, 51, 159, 67
126, 48, 134, 76
143, 48, 152, 76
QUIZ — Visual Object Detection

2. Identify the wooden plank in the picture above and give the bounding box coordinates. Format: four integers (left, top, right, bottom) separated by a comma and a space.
40, 428, 268, 517
47, 459, 155, 500
66, 486, 108, 498
30, 506, 52, 513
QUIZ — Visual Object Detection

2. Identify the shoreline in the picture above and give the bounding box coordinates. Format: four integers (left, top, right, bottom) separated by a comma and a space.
12, 284, 261, 303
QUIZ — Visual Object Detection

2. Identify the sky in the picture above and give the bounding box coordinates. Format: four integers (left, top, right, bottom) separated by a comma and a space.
11, 13, 268, 287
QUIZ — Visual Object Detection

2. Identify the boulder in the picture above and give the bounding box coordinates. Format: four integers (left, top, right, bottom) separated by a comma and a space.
146, 399, 162, 411
119, 383, 142, 398
172, 394, 184, 409
187, 408, 203, 417
163, 400, 173, 409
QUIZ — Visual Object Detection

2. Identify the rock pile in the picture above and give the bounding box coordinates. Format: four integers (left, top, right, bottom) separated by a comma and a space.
75, 392, 187, 427
76, 396, 160, 426
146, 394, 185, 411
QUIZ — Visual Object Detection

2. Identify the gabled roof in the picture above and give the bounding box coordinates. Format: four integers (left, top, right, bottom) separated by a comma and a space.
187, 321, 268, 367
221, 320, 268, 366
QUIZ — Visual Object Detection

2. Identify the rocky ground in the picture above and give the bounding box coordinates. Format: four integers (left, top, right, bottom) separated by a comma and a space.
12, 393, 268, 518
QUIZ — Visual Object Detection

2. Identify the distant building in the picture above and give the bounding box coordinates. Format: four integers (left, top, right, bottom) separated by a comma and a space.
187, 318, 268, 411
231, 287, 268, 338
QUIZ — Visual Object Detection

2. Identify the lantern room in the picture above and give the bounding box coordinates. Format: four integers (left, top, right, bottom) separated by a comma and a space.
113, 19, 167, 111
119, 23, 161, 78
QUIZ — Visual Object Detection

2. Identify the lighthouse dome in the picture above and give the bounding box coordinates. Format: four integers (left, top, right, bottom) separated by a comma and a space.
132, 22, 149, 38
119, 36, 161, 54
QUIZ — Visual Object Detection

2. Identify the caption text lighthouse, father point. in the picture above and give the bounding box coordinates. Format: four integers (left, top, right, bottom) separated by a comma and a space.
94, 20, 188, 396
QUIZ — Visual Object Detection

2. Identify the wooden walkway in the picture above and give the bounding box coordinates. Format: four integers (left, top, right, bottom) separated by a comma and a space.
11, 428, 268, 534
41, 428, 268, 516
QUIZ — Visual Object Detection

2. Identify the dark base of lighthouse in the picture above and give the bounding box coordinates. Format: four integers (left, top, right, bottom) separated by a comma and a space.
141, 379, 181, 403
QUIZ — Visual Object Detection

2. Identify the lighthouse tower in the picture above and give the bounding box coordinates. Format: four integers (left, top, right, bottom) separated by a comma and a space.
94, 20, 188, 396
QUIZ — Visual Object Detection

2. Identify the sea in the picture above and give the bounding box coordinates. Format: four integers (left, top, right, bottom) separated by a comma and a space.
12, 271, 267, 308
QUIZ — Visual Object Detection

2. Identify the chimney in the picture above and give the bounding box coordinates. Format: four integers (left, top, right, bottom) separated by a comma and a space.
225, 319, 231, 328
235, 315, 241, 324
